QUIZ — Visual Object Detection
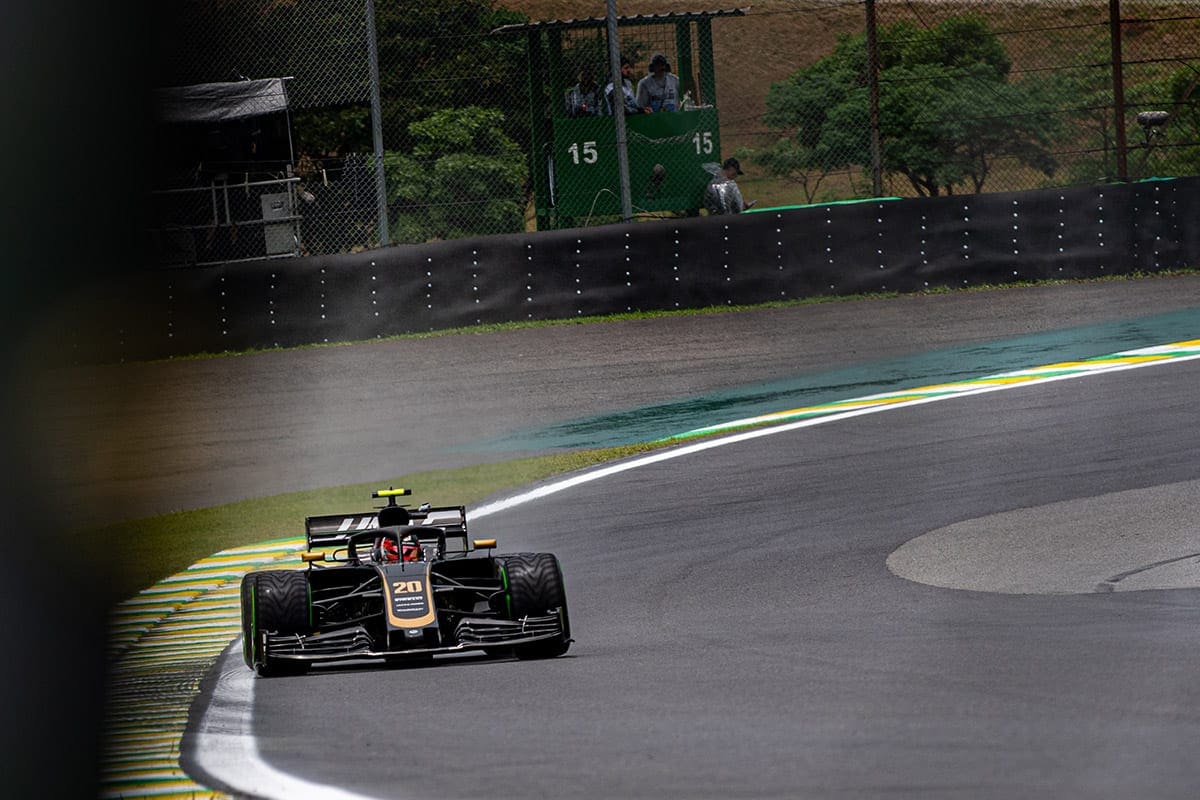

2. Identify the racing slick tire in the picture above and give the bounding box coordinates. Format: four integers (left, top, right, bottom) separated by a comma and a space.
499, 553, 572, 659
241, 570, 312, 677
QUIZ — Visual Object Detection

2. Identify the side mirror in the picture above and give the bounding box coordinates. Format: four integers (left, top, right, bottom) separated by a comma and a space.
472, 538, 497, 551
301, 551, 326, 563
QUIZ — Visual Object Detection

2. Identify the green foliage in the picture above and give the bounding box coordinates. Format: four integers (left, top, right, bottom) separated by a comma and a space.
887, 17, 1010, 77
384, 107, 528, 242
755, 15, 1064, 196
1048, 42, 1123, 185
1163, 65, 1200, 175
1055, 55, 1200, 184
375, 1, 530, 155
292, 106, 370, 157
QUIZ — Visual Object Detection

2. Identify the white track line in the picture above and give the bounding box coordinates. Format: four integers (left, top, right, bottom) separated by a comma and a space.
194, 640, 386, 800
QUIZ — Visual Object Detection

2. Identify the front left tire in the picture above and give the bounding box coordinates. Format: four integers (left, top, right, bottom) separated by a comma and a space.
241, 570, 312, 676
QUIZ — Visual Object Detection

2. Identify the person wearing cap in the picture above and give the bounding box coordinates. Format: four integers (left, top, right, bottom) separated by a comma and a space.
704, 157, 756, 215
636, 52, 680, 113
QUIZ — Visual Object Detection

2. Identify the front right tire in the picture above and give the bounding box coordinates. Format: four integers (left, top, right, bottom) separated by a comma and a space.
499, 553, 571, 659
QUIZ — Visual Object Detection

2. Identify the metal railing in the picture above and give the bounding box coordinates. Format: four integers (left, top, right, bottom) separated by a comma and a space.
148, 175, 302, 266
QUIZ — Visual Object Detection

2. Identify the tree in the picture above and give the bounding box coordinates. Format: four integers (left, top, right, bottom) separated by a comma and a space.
754, 16, 1063, 197
374, 0, 529, 155
1162, 65, 1200, 176
1121, 65, 1200, 180
384, 107, 527, 243
753, 58, 868, 202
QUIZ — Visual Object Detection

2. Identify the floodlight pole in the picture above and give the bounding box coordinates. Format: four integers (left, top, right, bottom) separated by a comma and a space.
606, 0, 634, 222
365, 0, 390, 245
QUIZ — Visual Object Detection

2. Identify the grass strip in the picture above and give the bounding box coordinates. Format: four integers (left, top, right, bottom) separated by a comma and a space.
87, 443, 668, 603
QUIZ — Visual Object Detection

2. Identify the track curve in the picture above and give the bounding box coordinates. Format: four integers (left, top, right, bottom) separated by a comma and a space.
227, 354, 1200, 799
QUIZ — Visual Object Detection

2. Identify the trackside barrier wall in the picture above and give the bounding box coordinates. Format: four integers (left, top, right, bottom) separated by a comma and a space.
66, 178, 1199, 362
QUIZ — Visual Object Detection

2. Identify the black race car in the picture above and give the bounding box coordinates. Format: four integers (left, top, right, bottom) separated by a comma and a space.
240, 488, 571, 676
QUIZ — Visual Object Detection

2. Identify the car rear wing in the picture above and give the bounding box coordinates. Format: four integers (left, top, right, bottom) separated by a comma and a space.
306, 504, 469, 553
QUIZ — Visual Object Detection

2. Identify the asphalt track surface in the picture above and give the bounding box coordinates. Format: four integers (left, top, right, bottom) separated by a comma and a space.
25, 277, 1200, 528
168, 278, 1200, 799
201, 355, 1200, 800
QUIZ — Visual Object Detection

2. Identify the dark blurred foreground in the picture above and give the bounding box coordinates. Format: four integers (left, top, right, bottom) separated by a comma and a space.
0, 2, 158, 795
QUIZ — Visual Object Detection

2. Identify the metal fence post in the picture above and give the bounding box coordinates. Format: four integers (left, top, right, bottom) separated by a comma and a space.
365, 0, 390, 246
865, 0, 883, 197
605, 0, 633, 223
1109, 0, 1128, 182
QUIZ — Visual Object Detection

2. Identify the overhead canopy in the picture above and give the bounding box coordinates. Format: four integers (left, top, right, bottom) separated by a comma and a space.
493, 7, 747, 34
154, 78, 290, 124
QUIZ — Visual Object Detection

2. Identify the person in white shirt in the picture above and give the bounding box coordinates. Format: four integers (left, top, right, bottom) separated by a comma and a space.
635, 53, 680, 113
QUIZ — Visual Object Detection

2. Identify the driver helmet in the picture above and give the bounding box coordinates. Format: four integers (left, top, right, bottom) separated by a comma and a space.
380, 536, 400, 562
401, 532, 423, 562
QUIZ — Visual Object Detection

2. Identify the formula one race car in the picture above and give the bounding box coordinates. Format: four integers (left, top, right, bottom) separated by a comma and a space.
240, 488, 571, 676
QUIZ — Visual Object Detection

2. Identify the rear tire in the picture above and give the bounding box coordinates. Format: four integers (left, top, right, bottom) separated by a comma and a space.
500, 553, 571, 659
243, 570, 312, 676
